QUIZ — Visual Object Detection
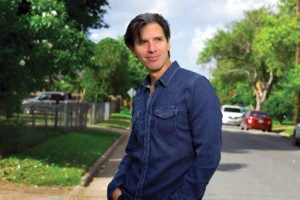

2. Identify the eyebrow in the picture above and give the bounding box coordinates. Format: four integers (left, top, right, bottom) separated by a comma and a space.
137, 35, 165, 43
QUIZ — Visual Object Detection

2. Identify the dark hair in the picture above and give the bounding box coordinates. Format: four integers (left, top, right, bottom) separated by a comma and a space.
124, 13, 171, 50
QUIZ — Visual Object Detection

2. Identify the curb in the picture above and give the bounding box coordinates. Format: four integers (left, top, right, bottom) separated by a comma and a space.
81, 127, 128, 186
65, 126, 129, 199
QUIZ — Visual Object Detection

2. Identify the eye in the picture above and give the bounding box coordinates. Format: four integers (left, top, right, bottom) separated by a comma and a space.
155, 37, 164, 42
137, 40, 147, 46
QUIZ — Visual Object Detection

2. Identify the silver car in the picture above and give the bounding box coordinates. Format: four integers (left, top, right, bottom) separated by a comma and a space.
292, 122, 300, 146
22, 91, 73, 114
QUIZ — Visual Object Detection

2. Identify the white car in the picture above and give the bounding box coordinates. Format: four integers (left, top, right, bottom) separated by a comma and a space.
292, 122, 300, 146
221, 105, 244, 126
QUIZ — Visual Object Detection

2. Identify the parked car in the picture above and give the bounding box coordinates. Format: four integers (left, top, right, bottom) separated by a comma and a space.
22, 91, 74, 114
292, 122, 300, 146
240, 110, 272, 132
221, 105, 244, 126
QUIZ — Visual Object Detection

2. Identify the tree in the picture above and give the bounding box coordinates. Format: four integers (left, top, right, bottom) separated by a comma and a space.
127, 48, 148, 91
19, 0, 109, 32
82, 38, 130, 102
198, 7, 293, 110
61, 0, 109, 32
264, 87, 294, 124
0, 0, 94, 118
0, 0, 30, 117
226, 82, 256, 107
118, 37, 148, 92
254, 0, 300, 123
263, 68, 296, 124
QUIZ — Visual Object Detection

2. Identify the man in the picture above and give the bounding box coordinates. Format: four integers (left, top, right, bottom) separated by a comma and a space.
107, 13, 222, 200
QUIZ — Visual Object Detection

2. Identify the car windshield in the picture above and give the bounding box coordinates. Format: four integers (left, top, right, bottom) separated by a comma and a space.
224, 107, 241, 113
38, 93, 51, 100
251, 112, 269, 117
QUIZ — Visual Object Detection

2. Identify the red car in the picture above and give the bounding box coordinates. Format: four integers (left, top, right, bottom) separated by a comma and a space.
240, 110, 272, 132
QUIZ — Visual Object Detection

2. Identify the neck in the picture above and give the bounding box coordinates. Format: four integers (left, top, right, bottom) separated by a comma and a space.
148, 60, 172, 95
149, 60, 172, 82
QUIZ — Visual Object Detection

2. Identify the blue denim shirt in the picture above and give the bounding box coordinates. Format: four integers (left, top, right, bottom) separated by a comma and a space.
107, 61, 222, 200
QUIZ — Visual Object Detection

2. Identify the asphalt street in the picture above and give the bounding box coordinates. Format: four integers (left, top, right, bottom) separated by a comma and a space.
204, 125, 300, 200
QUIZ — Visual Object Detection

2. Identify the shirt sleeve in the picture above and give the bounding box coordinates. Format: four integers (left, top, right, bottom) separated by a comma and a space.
106, 132, 135, 200
170, 76, 222, 200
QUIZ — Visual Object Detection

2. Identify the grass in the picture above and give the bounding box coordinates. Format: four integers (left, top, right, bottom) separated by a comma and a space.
272, 119, 295, 136
0, 112, 131, 186
0, 129, 120, 186
0, 123, 63, 157
96, 112, 131, 129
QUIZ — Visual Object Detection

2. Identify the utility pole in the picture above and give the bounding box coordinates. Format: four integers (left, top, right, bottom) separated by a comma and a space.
294, 0, 300, 125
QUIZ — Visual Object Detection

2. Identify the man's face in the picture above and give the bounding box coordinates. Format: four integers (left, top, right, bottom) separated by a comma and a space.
132, 23, 171, 75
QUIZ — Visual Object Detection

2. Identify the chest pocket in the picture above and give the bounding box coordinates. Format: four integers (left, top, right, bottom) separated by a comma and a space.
154, 107, 177, 136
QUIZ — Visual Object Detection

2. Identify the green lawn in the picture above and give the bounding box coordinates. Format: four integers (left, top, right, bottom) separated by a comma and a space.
0, 113, 131, 186
0, 129, 120, 186
272, 120, 295, 136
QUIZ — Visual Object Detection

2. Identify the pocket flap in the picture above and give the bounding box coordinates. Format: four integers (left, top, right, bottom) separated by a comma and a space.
155, 108, 177, 119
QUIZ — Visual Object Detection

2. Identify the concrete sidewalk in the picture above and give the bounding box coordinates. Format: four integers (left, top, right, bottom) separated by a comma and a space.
66, 127, 129, 200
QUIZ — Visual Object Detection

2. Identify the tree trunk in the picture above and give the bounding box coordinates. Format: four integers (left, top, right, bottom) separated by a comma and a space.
254, 72, 274, 111
294, 92, 299, 124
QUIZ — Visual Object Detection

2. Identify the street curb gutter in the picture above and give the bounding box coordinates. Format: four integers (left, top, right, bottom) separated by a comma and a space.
65, 127, 128, 199
82, 128, 127, 186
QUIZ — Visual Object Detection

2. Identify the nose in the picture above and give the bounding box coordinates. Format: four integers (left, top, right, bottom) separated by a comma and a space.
148, 41, 156, 52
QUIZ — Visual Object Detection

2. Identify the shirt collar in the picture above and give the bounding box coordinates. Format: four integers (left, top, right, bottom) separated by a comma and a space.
159, 61, 180, 87
142, 61, 180, 88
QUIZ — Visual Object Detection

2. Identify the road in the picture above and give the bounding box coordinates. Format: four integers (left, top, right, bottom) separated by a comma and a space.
70, 125, 300, 200
204, 125, 300, 200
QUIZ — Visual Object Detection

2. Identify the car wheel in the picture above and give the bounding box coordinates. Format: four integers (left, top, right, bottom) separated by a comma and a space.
245, 124, 249, 130
240, 124, 244, 130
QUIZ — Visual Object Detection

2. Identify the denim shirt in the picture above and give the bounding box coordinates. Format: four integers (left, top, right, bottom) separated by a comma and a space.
107, 61, 222, 200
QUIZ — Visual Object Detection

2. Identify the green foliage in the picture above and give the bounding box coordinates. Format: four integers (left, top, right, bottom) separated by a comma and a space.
253, 13, 297, 76
264, 67, 299, 124
264, 90, 294, 123
282, 64, 300, 92
198, 5, 298, 112
119, 106, 131, 115
82, 38, 130, 102
278, 0, 296, 15
226, 82, 255, 106
127, 53, 148, 90
0, 0, 95, 118
63, 0, 109, 32
0, 0, 31, 117
119, 37, 147, 95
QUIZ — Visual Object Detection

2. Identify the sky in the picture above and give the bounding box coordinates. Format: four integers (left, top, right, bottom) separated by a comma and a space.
89, 0, 278, 78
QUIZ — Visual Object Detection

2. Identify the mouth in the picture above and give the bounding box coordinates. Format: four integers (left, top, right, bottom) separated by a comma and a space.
147, 55, 159, 62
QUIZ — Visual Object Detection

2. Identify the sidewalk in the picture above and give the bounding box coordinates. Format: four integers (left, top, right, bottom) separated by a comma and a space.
66, 127, 129, 200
